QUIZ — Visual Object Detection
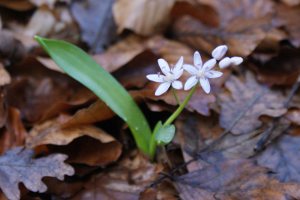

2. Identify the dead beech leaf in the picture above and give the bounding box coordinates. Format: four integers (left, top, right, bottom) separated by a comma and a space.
281, 0, 300, 6
0, 63, 11, 86
176, 158, 300, 200
0, 30, 26, 64
256, 135, 300, 183
71, 0, 117, 53
0, 0, 33, 11
72, 151, 162, 200
36, 57, 64, 73
61, 100, 115, 129
113, 0, 175, 36
7, 57, 95, 123
25, 7, 56, 37
0, 147, 74, 200
0, 107, 27, 154
93, 35, 145, 72
26, 118, 122, 166
220, 72, 287, 135
173, 0, 275, 56
27, 118, 116, 147
275, 4, 300, 47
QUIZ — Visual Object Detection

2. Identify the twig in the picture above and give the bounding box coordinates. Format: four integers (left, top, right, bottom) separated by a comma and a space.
254, 75, 300, 152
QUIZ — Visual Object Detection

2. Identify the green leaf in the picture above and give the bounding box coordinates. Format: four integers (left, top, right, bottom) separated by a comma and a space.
155, 124, 176, 145
34, 36, 151, 155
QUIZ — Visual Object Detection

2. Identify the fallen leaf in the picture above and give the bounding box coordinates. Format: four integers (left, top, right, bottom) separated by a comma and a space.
280, 0, 300, 6
93, 35, 146, 72
0, 107, 27, 154
72, 151, 162, 200
220, 72, 287, 135
0, 0, 33, 11
176, 158, 300, 200
0, 147, 74, 200
7, 57, 95, 123
71, 0, 117, 53
26, 117, 122, 166
24, 6, 56, 37
113, 0, 175, 36
0, 63, 11, 86
256, 135, 300, 183
173, 0, 275, 57
0, 30, 26, 64
275, 4, 300, 47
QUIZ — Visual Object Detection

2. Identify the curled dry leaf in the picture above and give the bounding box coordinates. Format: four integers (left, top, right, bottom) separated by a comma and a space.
0, 107, 27, 154
26, 117, 122, 166
173, 0, 275, 56
113, 0, 175, 36
0, 30, 26, 64
7, 57, 95, 123
176, 158, 300, 200
220, 72, 287, 135
0, 147, 74, 200
72, 151, 163, 199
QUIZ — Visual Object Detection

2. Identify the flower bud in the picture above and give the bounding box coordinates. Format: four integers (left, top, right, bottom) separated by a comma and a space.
212, 45, 228, 60
219, 57, 231, 69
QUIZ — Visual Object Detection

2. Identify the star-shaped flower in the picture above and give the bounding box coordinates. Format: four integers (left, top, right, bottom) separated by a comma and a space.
146, 57, 184, 96
183, 51, 223, 93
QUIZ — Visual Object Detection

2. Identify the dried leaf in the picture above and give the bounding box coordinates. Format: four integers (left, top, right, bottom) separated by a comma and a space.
113, 0, 175, 35
7, 57, 95, 123
25, 7, 56, 37
173, 0, 275, 56
26, 118, 122, 166
0, 0, 33, 11
0, 147, 74, 200
72, 151, 162, 199
0, 63, 11, 86
275, 4, 300, 47
220, 72, 287, 135
256, 135, 300, 183
71, 0, 117, 53
176, 158, 300, 200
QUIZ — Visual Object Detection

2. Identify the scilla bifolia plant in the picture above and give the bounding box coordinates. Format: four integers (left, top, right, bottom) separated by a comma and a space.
35, 36, 242, 160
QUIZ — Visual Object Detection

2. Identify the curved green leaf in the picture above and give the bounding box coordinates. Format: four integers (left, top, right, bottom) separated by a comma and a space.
34, 36, 151, 155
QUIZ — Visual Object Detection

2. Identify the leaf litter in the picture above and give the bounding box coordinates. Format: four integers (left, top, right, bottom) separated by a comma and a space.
2, 0, 300, 199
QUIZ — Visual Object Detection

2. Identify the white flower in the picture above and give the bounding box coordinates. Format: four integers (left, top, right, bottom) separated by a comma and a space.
219, 56, 243, 69
212, 45, 228, 60
183, 51, 223, 93
146, 56, 184, 96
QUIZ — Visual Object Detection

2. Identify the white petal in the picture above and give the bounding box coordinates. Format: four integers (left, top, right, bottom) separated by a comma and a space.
155, 82, 171, 96
183, 64, 198, 75
202, 59, 216, 71
158, 59, 170, 75
200, 77, 210, 93
184, 76, 198, 90
219, 57, 231, 69
174, 56, 184, 71
205, 70, 223, 78
212, 45, 228, 60
172, 81, 183, 90
230, 57, 243, 65
146, 74, 164, 82
174, 69, 184, 79
193, 51, 202, 68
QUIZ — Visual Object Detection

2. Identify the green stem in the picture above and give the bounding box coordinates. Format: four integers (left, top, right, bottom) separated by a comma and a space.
172, 88, 181, 105
149, 86, 197, 160
163, 86, 197, 126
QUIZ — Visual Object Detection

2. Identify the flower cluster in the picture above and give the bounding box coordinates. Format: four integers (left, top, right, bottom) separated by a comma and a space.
146, 45, 243, 95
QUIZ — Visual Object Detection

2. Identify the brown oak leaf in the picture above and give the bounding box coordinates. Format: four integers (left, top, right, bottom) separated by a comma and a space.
0, 147, 74, 200
219, 72, 287, 135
